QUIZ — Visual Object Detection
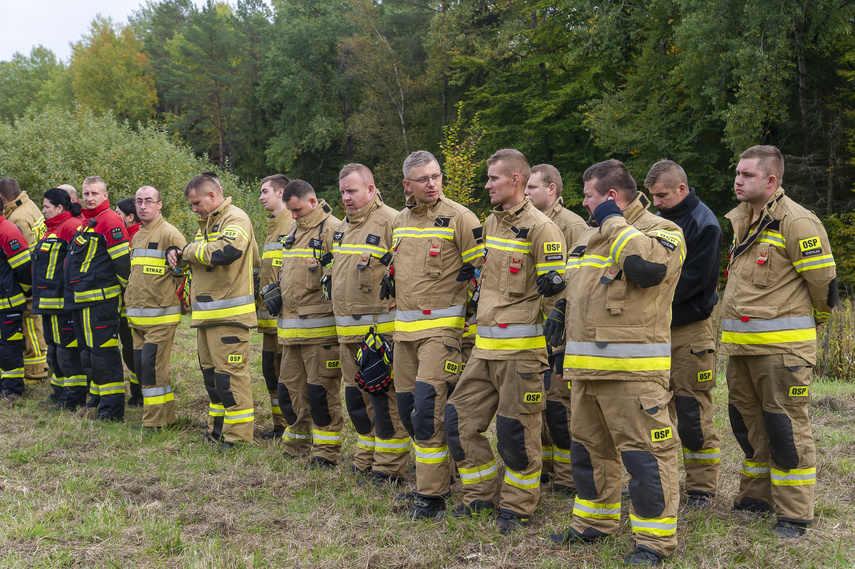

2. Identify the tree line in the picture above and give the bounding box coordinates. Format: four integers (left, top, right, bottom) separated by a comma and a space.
1, 0, 854, 288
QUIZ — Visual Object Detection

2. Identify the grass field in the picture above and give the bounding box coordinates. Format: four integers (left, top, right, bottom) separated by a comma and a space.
1, 317, 854, 568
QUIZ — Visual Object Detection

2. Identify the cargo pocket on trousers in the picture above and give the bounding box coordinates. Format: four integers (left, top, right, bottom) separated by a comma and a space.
781, 354, 812, 405
512, 361, 546, 415
318, 344, 341, 378
638, 391, 677, 451
689, 342, 716, 390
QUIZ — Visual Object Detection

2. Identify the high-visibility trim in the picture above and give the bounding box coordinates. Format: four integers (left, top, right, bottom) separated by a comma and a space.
107, 242, 130, 260
564, 341, 671, 372
721, 316, 816, 345
542, 445, 554, 460
257, 309, 277, 328
80, 237, 98, 273
461, 244, 486, 263
209, 403, 225, 417
536, 261, 566, 276
395, 305, 466, 332
191, 295, 255, 320
128, 371, 138, 385
0, 293, 27, 309
392, 226, 455, 240
7, 250, 31, 269
813, 307, 831, 320
565, 342, 671, 357
81, 306, 94, 348
285, 428, 311, 442
554, 447, 572, 464
742, 460, 770, 478
63, 374, 87, 387
127, 306, 182, 326
610, 226, 643, 264
504, 469, 541, 490
485, 236, 530, 254
375, 437, 412, 453
629, 515, 678, 536
335, 313, 396, 337
51, 375, 64, 388
142, 385, 175, 406
100, 338, 119, 348
357, 435, 376, 451
224, 408, 254, 424
23, 356, 48, 366
683, 448, 721, 464
1, 368, 24, 379
92, 382, 125, 396
263, 242, 283, 253
477, 324, 543, 338
45, 243, 61, 281
73, 285, 122, 303
414, 443, 449, 464
573, 497, 621, 520
458, 460, 499, 484
564, 355, 670, 372
282, 247, 318, 259
771, 467, 816, 486
793, 254, 835, 273
277, 316, 337, 339
222, 224, 250, 242
37, 296, 65, 311
475, 324, 546, 350
312, 429, 343, 445
195, 242, 208, 265
756, 230, 785, 247
131, 248, 167, 260
332, 242, 389, 258
395, 316, 465, 333
566, 255, 612, 270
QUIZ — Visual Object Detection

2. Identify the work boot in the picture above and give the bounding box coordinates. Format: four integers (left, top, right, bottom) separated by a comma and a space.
127, 396, 143, 408
686, 492, 713, 510
624, 545, 664, 566
553, 484, 576, 498
306, 456, 337, 470
496, 510, 529, 534
360, 470, 404, 487
547, 525, 609, 546
448, 499, 495, 518
350, 464, 371, 476
408, 495, 446, 520
772, 520, 807, 539
730, 497, 771, 515
260, 427, 285, 441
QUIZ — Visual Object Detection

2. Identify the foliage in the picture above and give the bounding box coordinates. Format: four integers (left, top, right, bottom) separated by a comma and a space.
823, 213, 855, 296
816, 298, 855, 383
439, 103, 485, 212
69, 16, 158, 124
0, 46, 71, 118
0, 106, 265, 240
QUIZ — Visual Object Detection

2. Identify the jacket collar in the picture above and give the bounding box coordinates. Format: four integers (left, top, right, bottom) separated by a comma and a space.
658, 187, 699, 219
3, 191, 30, 216
199, 196, 232, 231
345, 192, 383, 225
620, 193, 651, 225
45, 211, 74, 230
297, 199, 332, 230
545, 196, 566, 220
82, 199, 112, 220
491, 197, 531, 223
140, 213, 165, 233
405, 192, 445, 215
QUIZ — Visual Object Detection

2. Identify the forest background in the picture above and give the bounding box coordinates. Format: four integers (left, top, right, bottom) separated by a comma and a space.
1, 0, 855, 290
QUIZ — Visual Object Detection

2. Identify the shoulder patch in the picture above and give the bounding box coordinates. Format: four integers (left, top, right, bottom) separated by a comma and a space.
799, 236, 822, 257
9, 239, 21, 251
333, 231, 344, 243
472, 227, 483, 241
570, 245, 587, 257
111, 227, 124, 241
654, 230, 679, 251
223, 229, 239, 240
543, 242, 562, 254
366, 234, 381, 246
435, 217, 451, 227
545, 254, 563, 262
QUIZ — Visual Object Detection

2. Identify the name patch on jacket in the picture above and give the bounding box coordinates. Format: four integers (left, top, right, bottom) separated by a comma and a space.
309, 238, 323, 249
654, 230, 678, 251
545, 254, 563, 262
9, 239, 21, 251
366, 234, 380, 246
799, 236, 822, 257
111, 227, 124, 241
434, 217, 450, 227
223, 228, 239, 240
543, 242, 562, 254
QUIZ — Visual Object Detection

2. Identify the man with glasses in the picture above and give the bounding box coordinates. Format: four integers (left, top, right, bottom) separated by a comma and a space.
386, 150, 485, 519
125, 186, 187, 430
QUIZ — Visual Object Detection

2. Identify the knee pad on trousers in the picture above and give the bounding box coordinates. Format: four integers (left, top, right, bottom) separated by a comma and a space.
412, 382, 437, 441
496, 415, 529, 473
307, 383, 332, 426
133, 349, 145, 385
46, 344, 59, 375
55, 347, 82, 379
213, 372, 236, 408
202, 367, 218, 402
763, 410, 799, 469
345, 386, 372, 435
571, 441, 597, 500
370, 392, 394, 439
621, 450, 666, 519
140, 344, 158, 387
79, 348, 93, 378
728, 404, 754, 458
545, 400, 571, 449
397, 391, 415, 438
444, 403, 464, 462
277, 382, 298, 424
261, 350, 278, 392
675, 394, 704, 451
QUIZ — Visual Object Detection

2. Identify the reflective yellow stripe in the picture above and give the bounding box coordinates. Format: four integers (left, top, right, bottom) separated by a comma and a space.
209, 403, 225, 417
564, 355, 671, 372
536, 261, 565, 275
312, 429, 343, 445
757, 230, 785, 247
192, 303, 255, 320
224, 408, 254, 424
392, 226, 455, 240
793, 254, 835, 273
45, 243, 61, 280
374, 437, 412, 453
80, 239, 97, 273
128, 313, 182, 326
107, 242, 129, 259
475, 335, 546, 350
485, 236, 530, 254
96, 382, 125, 395
394, 316, 465, 333
8, 250, 31, 269
683, 447, 721, 464
629, 515, 677, 536
572, 497, 621, 520
413, 443, 449, 464
461, 245, 486, 263
566, 254, 611, 270
742, 459, 769, 478
458, 460, 498, 484
357, 435, 375, 450
503, 469, 541, 490
770, 466, 815, 486
721, 328, 816, 345
332, 243, 388, 257
610, 226, 643, 263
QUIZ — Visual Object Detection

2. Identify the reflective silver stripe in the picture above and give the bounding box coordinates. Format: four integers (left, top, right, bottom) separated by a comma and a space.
131, 248, 167, 259
277, 316, 336, 329
504, 469, 540, 488
770, 470, 815, 483
374, 438, 412, 451
477, 324, 542, 338
127, 306, 182, 318
743, 462, 770, 475
270, 398, 279, 406
565, 342, 671, 358
554, 448, 571, 462
357, 435, 376, 448
458, 463, 498, 482
721, 316, 815, 333
264, 242, 283, 252
285, 430, 311, 441
335, 312, 396, 327
415, 446, 448, 460
573, 500, 620, 516
312, 431, 342, 442
192, 294, 255, 311
684, 450, 720, 460
225, 410, 254, 420
630, 517, 677, 532
395, 305, 466, 322
141, 386, 173, 397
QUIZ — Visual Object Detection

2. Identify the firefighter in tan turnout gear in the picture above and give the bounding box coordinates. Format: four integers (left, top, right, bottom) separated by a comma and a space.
444, 149, 566, 534
256, 174, 291, 439
332, 164, 411, 484
261, 179, 343, 465
524, 164, 587, 496
168, 174, 258, 447
385, 150, 485, 519
125, 186, 187, 430
720, 145, 837, 538
0, 178, 50, 384
546, 159, 684, 566
645, 160, 722, 508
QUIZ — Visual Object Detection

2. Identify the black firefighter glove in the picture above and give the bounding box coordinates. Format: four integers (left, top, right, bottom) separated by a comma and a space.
536, 270, 566, 297
260, 282, 282, 316
467, 283, 480, 317
549, 350, 565, 377
456, 262, 479, 282
320, 275, 332, 300
354, 327, 394, 394
544, 298, 566, 347
252, 268, 261, 299
592, 199, 623, 227
379, 266, 395, 299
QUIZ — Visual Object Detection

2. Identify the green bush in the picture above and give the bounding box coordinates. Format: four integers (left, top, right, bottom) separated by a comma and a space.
0, 106, 265, 240
816, 298, 855, 382
823, 214, 855, 297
